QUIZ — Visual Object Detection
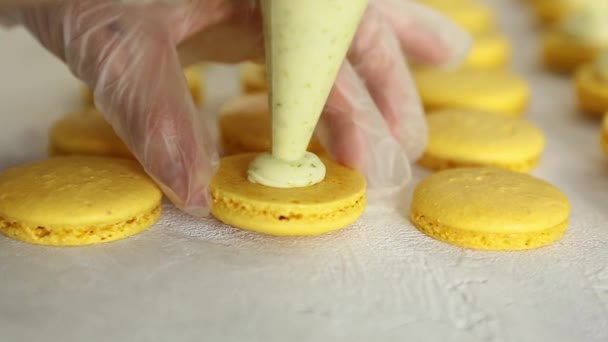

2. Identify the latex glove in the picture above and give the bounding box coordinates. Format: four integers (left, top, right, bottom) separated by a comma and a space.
6, 0, 244, 217
173, 0, 471, 208
4, 0, 470, 215
319, 0, 472, 206
182, 0, 471, 207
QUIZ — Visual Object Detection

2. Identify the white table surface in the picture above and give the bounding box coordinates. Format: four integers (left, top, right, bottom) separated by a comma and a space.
1, 1, 608, 341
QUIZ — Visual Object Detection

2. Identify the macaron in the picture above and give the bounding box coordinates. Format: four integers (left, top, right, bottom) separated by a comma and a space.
410, 167, 571, 251
419, 0, 495, 34
83, 66, 205, 106
542, 31, 606, 73
413, 68, 530, 116
464, 31, 511, 69
184, 66, 205, 105
49, 109, 132, 159
601, 114, 608, 154
420, 110, 545, 172
0, 156, 162, 246
219, 94, 325, 155
241, 62, 267, 94
542, 4, 608, 73
575, 62, 608, 116
210, 153, 366, 236
531, 0, 583, 27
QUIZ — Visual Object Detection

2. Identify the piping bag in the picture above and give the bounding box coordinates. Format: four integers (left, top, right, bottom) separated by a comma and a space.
247, 0, 370, 188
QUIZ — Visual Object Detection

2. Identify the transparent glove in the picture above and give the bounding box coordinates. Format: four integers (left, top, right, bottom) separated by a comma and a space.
5, 0, 470, 215
316, 0, 471, 207
7, 0, 249, 217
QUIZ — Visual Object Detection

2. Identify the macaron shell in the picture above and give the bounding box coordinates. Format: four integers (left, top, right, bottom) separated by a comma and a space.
421, 110, 544, 172
532, 0, 580, 26
419, 0, 495, 34
542, 32, 606, 73
601, 114, 608, 154
219, 95, 325, 155
411, 214, 567, 251
410, 167, 570, 236
575, 64, 608, 115
82, 66, 204, 106
0, 207, 161, 247
49, 110, 133, 159
464, 31, 511, 69
414, 68, 529, 116
184, 66, 205, 105
0, 157, 162, 230
241, 62, 267, 94
210, 153, 366, 236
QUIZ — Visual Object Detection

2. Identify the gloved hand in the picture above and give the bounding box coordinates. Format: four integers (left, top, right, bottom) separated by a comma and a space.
3, 0, 470, 215
318, 0, 471, 206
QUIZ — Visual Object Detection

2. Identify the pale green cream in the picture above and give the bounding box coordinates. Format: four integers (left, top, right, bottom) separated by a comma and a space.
247, 152, 326, 188
247, 0, 369, 188
596, 51, 608, 81
561, 0, 608, 44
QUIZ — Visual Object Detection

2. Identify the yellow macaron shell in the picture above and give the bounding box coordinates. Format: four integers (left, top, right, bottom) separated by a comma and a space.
0, 157, 162, 245
83, 66, 204, 106
414, 68, 529, 116
419, 0, 495, 34
183, 66, 205, 105
49, 109, 132, 158
241, 62, 267, 94
210, 154, 366, 236
422, 110, 545, 172
601, 114, 608, 154
412, 168, 570, 233
542, 32, 606, 73
464, 31, 511, 69
410, 168, 571, 250
219, 93, 269, 153
219, 94, 325, 155
575, 64, 608, 115
532, 0, 582, 26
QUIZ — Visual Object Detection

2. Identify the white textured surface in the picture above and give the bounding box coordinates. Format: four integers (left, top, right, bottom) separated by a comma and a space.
1, 1, 608, 341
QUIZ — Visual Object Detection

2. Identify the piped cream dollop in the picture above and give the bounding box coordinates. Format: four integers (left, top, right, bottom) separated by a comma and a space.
247, 152, 326, 188
561, 0, 608, 44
